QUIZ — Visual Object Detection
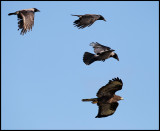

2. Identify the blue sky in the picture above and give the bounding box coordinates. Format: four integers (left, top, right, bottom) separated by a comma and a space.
1, 1, 159, 130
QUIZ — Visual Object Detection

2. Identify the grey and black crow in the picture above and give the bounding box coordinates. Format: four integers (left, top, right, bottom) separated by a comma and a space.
72, 14, 106, 29
8, 8, 40, 35
83, 42, 119, 65
82, 77, 123, 118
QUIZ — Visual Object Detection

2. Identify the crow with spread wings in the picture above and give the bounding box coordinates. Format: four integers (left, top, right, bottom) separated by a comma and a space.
72, 14, 106, 29
8, 8, 40, 35
82, 77, 123, 118
83, 42, 119, 65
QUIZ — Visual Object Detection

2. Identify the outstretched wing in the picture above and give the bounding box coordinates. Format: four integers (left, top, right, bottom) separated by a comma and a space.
96, 102, 119, 118
90, 42, 113, 54
96, 77, 123, 98
73, 14, 100, 29
18, 10, 35, 35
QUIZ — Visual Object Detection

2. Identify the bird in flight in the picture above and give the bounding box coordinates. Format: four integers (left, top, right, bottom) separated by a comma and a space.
83, 42, 119, 65
8, 8, 40, 35
82, 77, 123, 118
72, 14, 106, 29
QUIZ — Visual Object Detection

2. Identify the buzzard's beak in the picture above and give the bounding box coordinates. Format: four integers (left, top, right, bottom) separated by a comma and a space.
120, 97, 124, 100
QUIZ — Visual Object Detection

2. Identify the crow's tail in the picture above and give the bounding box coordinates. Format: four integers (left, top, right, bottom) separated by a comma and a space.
8, 12, 16, 16
71, 14, 82, 17
83, 52, 97, 65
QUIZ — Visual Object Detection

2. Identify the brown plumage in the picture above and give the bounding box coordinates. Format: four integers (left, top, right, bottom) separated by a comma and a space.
83, 42, 119, 65
82, 77, 123, 118
72, 14, 106, 29
8, 8, 40, 35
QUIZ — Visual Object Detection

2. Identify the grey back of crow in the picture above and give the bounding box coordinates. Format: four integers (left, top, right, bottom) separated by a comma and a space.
8, 8, 40, 35
72, 14, 106, 29
83, 42, 119, 65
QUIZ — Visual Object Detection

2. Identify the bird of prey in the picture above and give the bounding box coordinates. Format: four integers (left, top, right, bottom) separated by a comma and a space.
72, 14, 106, 29
82, 77, 123, 118
8, 8, 40, 35
83, 42, 119, 65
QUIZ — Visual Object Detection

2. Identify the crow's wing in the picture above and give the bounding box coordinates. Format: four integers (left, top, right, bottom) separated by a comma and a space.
96, 102, 119, 118
73, 14, 100, 29
96, 77, 123, 98
19, 10, 35, 35
90, 42, 112, 54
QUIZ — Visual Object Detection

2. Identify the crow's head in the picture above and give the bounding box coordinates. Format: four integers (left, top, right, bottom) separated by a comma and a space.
112, 53, 119, 61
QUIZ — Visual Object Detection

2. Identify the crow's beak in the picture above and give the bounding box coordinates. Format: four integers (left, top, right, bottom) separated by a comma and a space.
104, 19, 106, 22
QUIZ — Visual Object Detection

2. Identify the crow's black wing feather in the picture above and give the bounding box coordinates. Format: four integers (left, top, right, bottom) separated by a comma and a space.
73, 14, 100, 29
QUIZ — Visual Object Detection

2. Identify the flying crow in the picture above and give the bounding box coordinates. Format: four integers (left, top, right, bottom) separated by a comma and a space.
83, 42, 119, 65
8, 8, 40, 35
72, 14, 106, 29
82, 77, 123, 118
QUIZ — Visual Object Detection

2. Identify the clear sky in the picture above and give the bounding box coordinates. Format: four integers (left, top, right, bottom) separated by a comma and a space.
1, 1, 159, 130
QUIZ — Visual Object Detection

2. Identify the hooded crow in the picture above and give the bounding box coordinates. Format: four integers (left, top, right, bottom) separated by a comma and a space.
8, 8, 40, 35
72, 14, 106, 29
83, 42, 119, 65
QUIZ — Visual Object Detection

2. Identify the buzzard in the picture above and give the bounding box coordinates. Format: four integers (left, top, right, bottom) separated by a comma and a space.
83, 42, 119, 65
8, 8, 40, 35
72, 14, 106, 29
82, 77, 123, 118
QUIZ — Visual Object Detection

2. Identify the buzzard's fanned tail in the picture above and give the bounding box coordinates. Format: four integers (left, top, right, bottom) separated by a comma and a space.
83, 52, 97, 65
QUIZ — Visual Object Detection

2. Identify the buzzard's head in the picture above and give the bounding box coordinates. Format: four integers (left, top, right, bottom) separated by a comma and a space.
98, 15, 106, 21
112, 53, 119, 61
114, 95, 124, 102
33, 8, 40, 12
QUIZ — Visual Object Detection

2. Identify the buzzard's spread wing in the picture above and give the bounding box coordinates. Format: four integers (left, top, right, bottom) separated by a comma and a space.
90, 42, 113, 54
96, 77, 123, 98
96, 102, 119, 118
18, 10, 35, 35
73, 14, 100, 29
